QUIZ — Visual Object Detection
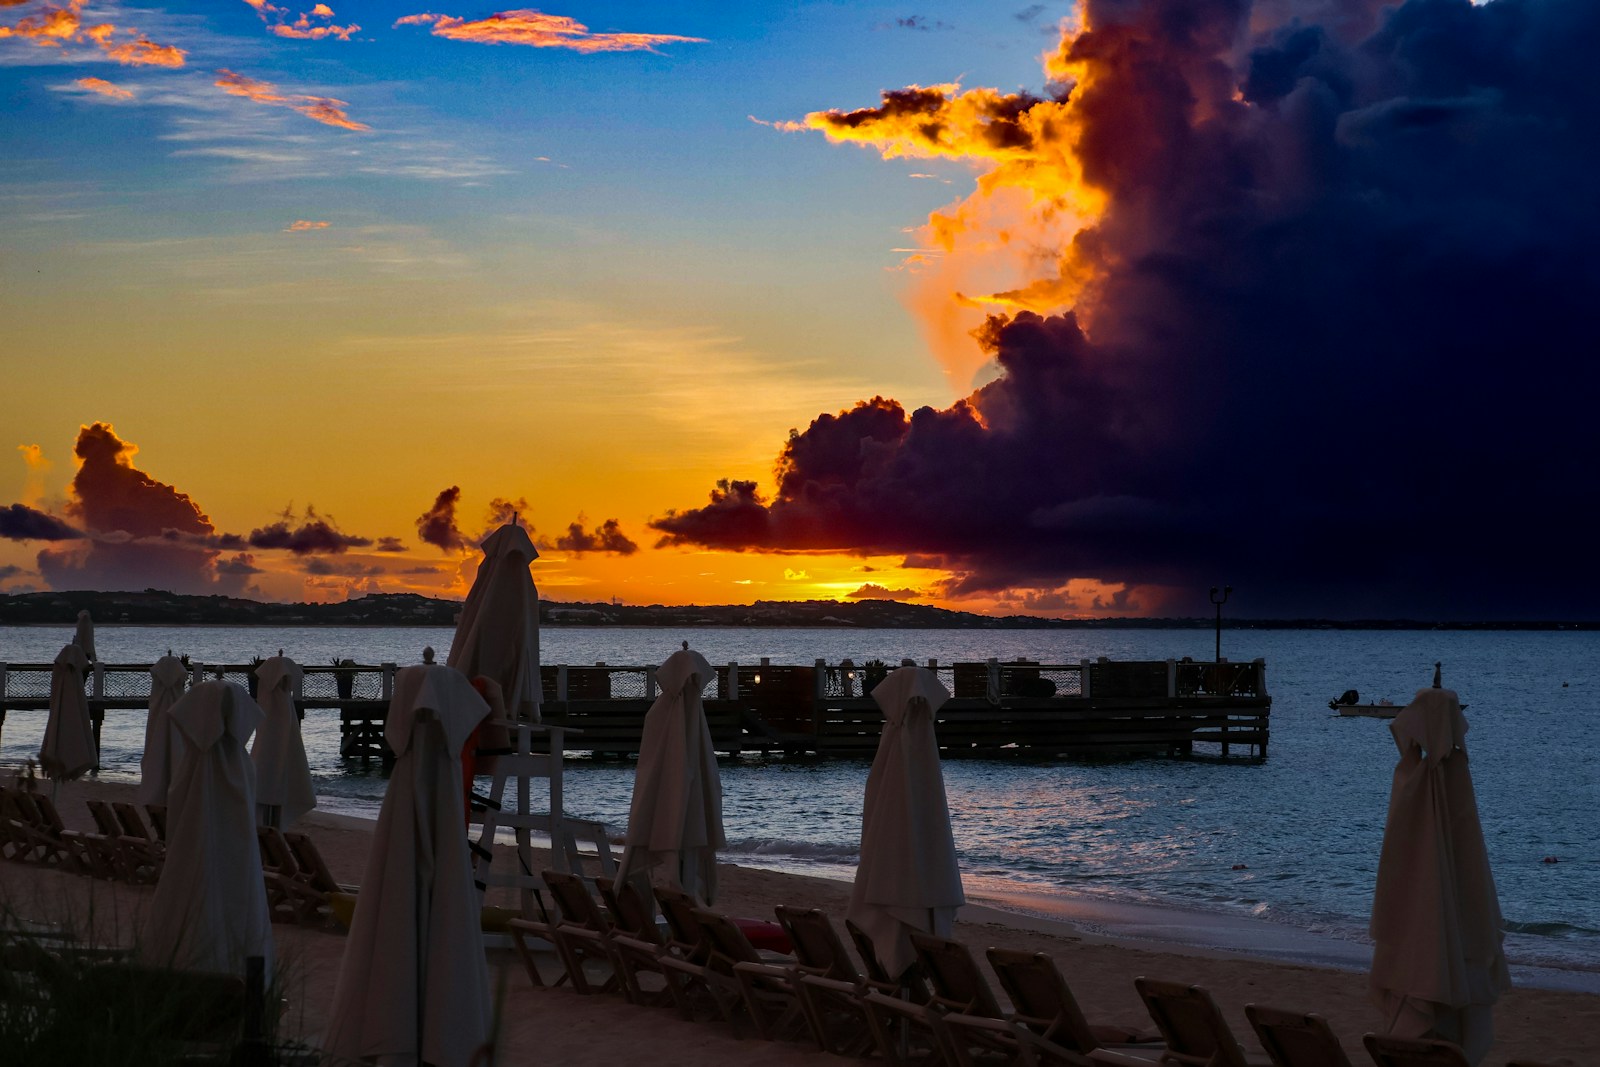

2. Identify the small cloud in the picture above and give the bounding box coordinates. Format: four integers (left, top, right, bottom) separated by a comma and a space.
0, 563, 25, 580
881, 16, 953, 32
215, 68, 369, 131
783, 568, 809, 581
374, 536, 406, 552
215, 552, 261, 575
285, 219, 330, 231
242, 0, 359, 41
748, 114, 806, 133
69, 76, 134, 100
846, 582, 921, 600
397, 10, 706, 54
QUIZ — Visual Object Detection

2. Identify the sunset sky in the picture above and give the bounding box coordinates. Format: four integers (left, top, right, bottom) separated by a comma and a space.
4, 0, 1597, 620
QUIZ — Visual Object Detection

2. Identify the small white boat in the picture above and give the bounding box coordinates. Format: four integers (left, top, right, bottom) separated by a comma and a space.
1328, 688, 1399, 718
1336, 701, 1400, 719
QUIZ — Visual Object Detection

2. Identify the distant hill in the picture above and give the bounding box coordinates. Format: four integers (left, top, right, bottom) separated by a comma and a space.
0, 589, 1592, 630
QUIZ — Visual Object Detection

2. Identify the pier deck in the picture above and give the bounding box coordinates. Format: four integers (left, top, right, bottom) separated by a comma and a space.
0, 656, 1270, 763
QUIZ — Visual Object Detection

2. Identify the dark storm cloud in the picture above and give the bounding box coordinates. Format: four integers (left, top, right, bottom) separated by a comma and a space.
248, 507, 371, 555
658, 0, 1600, 619
0, 503, 83, 541
550, 518, 639, 556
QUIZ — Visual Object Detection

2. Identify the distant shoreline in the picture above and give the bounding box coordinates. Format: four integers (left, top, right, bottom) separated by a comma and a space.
2, 587, 1598, 633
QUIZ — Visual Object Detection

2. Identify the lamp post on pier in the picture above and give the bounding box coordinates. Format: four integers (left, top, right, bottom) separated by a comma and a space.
1209, 585, 1232, 662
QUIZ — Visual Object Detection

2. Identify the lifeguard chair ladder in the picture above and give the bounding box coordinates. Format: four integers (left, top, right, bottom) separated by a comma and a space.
470, 721, 616, 921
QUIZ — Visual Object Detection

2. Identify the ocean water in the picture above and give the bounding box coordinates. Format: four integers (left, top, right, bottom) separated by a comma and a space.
2, 623, 1596, 982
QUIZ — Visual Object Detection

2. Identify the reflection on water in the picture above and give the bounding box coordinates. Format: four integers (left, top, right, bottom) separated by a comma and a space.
2, 624, 1595, 970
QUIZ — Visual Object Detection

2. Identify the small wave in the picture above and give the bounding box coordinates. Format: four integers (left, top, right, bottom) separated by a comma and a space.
1504, 919, 1600, 938
724, 837, 859, 864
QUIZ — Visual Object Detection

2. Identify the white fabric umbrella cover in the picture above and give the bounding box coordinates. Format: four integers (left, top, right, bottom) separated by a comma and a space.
250, 655, 316, 828
1369, 687, 1510, 1065
848, 665, 965, 980
137, 654, 189, 806
73, 609, 96, 662
144, 680, 274, 975
615, 648, 726, 906
448, 521, 542, 722
324, 662, 493, 1067
39, 642, 96, 781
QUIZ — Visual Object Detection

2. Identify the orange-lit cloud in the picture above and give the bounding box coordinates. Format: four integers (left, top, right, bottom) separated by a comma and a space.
72, 75, 132, 99
215, 69, 370, 131
396, 9, 706, 53
0, 1, 80, 46
284, 219, 330, 231
790, 68, 1106, 385
1, 2, 186, 67
847, 583, 921, 600
241, 0, 359, 41
17, 443, 50, 507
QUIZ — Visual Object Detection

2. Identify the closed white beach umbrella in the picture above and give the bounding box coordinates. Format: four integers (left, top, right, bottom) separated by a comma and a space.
137, 654, 189, 806
324, 661, 493, 1067
251, 655, 316, 828
73, 609, 96, 662
848, 665, 965, 980
448, 521, 542, 722
39, 642, 96, 782
615, 648, 725, 905
145, 680, 274, 975
1369, 686, 1510, 1065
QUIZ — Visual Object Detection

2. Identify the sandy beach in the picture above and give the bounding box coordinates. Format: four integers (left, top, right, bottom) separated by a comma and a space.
4, 776, 1595, 1066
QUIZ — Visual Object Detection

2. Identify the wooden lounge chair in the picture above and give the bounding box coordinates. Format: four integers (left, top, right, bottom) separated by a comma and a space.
1243, 1005, 1353, 1067
281, 831, 353, 894
12, 791, 104, 875
506, 886, 566, 991
596, 876, 690, 1010
693, 905, 807, 1041
858, 986, 956, 1067
256, 827, 326, 924
1130, 977, 1269, 1067
88, 799, 159, 883
651, 886, 746, 1024
144, 804, 168, 842
112, 802, 163, 856
775, 905, 885, 1055
909, 930, 1030, 1065
987, 949, 1163, 1064
1360, 1033, 1471, 1067
848, 916, 932, 1003
539, 869, 620, 994
0, 786, 39, 862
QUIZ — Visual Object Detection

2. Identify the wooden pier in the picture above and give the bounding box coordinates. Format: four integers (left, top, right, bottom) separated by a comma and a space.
0, 656, 1270, 764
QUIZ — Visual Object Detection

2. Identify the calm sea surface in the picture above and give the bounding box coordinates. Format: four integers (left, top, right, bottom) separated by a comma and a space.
3, 624, 1596, 979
